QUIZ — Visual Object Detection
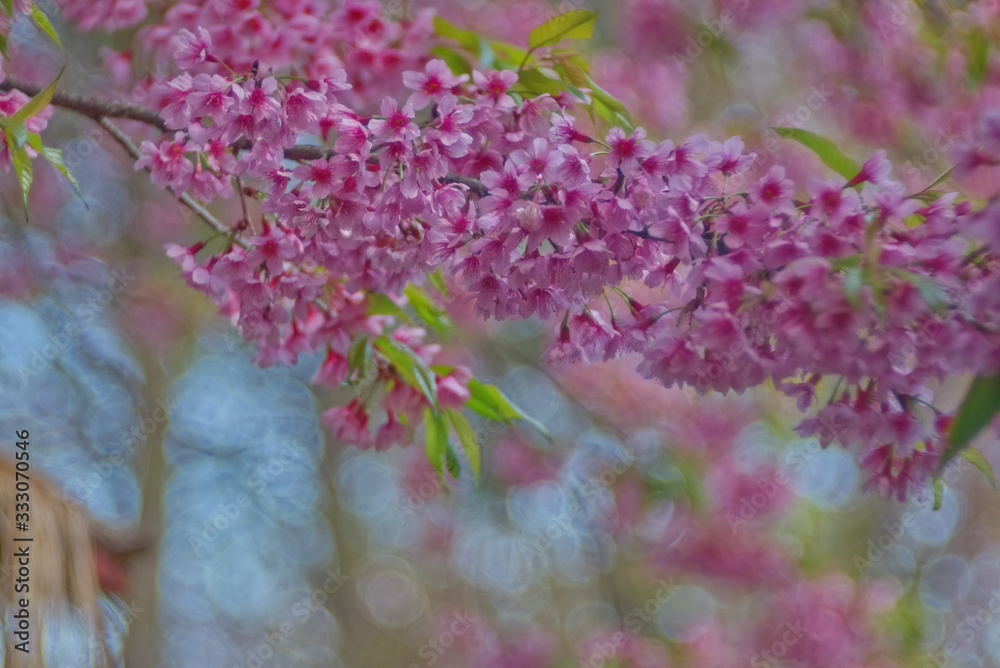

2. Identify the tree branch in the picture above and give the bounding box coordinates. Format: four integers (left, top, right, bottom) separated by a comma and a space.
1, 77, 490, 200
98, 117, 241, 243
440, 173, 490, 197
1, 77, 170, 132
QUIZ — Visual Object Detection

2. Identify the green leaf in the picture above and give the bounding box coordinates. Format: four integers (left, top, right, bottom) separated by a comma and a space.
13, 67, 64, 122
966, 29, 990, 88
584, 74, 633, 130
23, 132, 83, 199
430, 46, 472, 76
5, 119, 27, 149
943, 373, 1000, 465
7, 134, 32, 220
512, 67, 570, 98
347, 335, 372, 379
39, 146, 83, 199
829, 253, 862, 271
427, 268, 448, 297
367, 292, 410, 321
404, 284, 452, 338
894, 270, 949, 312
933, 477, 944, 511
445, 445, 461, 478
529, 10, 598, 50
30, 5, 61, 46
0, 0, 12, 17
433, 16, 480, 51
490, 42, 530, 67
960, 448, 997, 490
447, 408, 481, 481
772, 127, 860, 180
375, 336, 438, 409
0, 32, 8, 60
466, 379, 552, 441
923, 166, 954, 193
843, 266, 863, 308
424, 408, 449, 478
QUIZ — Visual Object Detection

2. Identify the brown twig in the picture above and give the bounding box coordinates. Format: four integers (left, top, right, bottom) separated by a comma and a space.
1, 77, 170, 131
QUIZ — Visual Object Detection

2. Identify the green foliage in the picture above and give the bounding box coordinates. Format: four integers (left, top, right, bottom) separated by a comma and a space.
960, 448, 997, 490
943, 373, 1000, 468
432, 10, 632, 131
375, 335, 439, 410
772, 126, 860, 180
466, 378, 552, 441
424, 407, 450, 479
0, 68, 74, 219
367, 292, 410, 321
446, 408, 481, 482
404, 284, 453, 338
30, 5, 61, 47
528, 10, 598, 50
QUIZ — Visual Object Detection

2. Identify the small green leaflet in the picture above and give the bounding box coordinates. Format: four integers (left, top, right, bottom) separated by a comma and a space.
513, 67, 569, 97
966, 29, 990, 88
13, 67, 64, 123
445, 445, 461, 478
960, 448, 997, 490
347, 335, 372, 380
375, 336, 438, 410
30, 5, 61, 46
404, 284, 452, 338
427, 268, 449, 297
432, 16, 480, 51
893, 270, 949, 312
528, 10, 598, 50
24, 132, 84, 200
366, 292, 410, 321
933, 477, 944, 511
429, 46, 472, 76
942, 373, 1000, 467
2, 118, 28, 149
424, 408, 450, 478
772, 127, 860, 180
466, 379, 552, 441
584, 73, 633, 130
446, 408, 481, 482
6, 135, 32, 219
843, 266, 863, 308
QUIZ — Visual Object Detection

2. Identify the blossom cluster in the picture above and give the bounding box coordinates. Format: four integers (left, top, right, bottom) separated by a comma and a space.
0, 0, 989, 500
114, 4, 1000, 500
